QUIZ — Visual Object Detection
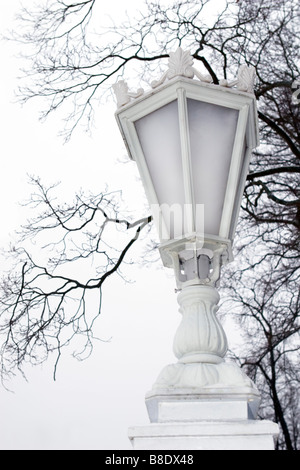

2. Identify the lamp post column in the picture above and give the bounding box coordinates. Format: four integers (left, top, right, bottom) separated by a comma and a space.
174, 285, 227, 367
145, 246, 261, 421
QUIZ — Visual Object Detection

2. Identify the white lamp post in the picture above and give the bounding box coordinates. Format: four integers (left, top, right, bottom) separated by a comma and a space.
113, 48, 278, 450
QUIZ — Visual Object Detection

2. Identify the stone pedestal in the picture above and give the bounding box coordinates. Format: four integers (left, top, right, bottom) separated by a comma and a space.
129, 387, 278, 450
129, 419, 279, 450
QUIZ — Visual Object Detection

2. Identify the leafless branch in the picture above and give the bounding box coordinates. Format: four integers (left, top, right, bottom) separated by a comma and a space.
0, 177, 152, 382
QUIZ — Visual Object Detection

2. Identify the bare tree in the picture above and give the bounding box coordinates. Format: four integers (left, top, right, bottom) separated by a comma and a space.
1, 0, 299, 449
222, 223, 299, 450
0, 177, 152, 382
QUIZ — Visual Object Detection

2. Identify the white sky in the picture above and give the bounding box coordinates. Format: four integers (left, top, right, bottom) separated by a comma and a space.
0, 0, 239, 450
0, 0, 182, 450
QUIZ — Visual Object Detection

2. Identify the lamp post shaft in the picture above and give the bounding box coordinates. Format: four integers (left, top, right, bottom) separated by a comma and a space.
148, 282, 258, 394
174, 285, 227, 365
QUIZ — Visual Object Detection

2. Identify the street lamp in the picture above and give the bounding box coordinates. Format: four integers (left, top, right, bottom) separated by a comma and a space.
113, 48, 278, 450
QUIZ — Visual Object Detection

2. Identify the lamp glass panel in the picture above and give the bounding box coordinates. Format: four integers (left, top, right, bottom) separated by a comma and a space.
187, 99, 239, 236
135, 100, 185, 240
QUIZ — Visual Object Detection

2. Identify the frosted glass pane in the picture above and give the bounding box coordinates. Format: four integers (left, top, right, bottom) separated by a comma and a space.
135, 101, 185, 239
187, 99, 238, 236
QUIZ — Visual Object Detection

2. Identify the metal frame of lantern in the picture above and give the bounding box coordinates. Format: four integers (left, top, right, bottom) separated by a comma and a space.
115, 70, 259, 289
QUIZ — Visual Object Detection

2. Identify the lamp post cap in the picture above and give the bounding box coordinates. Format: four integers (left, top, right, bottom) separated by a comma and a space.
113, 47, 256, 108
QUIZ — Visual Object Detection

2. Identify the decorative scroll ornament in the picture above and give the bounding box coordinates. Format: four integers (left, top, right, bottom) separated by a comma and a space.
168, 47, 195, 78
151, 47, 212, 88
112, 80, 144, 108
113, 47, 256, 108
237, 64, 256, 93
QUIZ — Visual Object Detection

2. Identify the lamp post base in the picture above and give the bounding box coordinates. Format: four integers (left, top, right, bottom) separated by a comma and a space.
128, 386, 279, 450
145, 386, 261, 422
128, 419, 279, 450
